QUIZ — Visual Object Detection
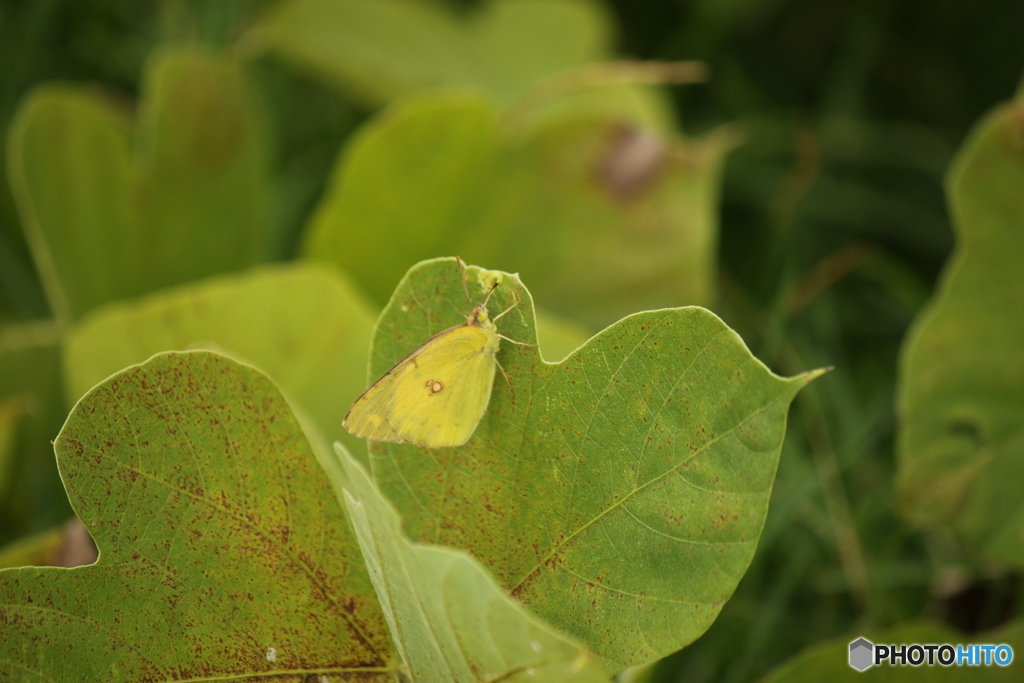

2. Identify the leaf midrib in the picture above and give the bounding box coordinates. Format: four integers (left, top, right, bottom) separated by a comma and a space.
81, 440, 386, 662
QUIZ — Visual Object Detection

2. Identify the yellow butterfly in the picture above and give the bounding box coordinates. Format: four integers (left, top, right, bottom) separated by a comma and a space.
343, 261, 521, 448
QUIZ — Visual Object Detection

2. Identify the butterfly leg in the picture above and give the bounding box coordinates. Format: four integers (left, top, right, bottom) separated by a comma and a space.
493, 353, 517, 403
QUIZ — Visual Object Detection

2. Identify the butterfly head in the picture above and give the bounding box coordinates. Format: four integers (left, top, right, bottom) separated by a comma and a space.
466, 279, 501, 328
467, 301, 494, 330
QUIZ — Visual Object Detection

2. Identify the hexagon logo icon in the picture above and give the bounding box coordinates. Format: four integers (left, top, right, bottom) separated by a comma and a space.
849, 637, 874, 671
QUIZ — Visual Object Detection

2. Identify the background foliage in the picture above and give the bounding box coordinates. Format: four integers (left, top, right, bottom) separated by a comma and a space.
1, 0, 1022, 680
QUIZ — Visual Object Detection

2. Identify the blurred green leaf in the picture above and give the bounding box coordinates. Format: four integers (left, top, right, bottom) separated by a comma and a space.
0, 397, 21, 502
7, 85, 133, 323
138, 50, 273, 263
761, 620, 1024, 682
304, 94, 734, 330
325, 441, 611, 681
363, 258, 822, 670
8, 48, 271, 323
64, 263, 377, 460
534, 308, 591, 363
304, 94, 499, 305
0, 350, 393, 680
896, 93, 1024, 567
615, 659, 660, 683
0, 229, 48, 321
470, 114, 736, 329
0, 524, 66, 570
0, 320, 68, 545
259, 0, 611, 107
505, 78, 680, 143
0, 518, 96, 570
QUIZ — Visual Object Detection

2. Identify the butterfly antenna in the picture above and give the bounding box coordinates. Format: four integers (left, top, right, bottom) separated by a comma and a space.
493, 291, 520, 322
494, 292, 538, 346
456, 256, 473, 305
481, 281, 500, 308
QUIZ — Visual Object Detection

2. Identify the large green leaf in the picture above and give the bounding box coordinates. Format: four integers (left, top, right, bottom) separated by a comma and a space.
0, 320, 68, 545
896, 93, 1024, 566
7, 48, 270, 323
63, 263, 376, 458
362, 258, 821, 670
259, 0, 610, 107
322, 441, 611, 681
304, 94, 733, 329
0, 351, 393, 680
761, 620, 1024, 682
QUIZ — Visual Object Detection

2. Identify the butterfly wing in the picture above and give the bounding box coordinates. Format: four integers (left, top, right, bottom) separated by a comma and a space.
344, 323, 500, 448
343, 365, 407, 444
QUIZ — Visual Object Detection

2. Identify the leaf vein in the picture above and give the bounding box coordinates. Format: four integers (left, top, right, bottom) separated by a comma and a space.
512, 386, 793, 593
